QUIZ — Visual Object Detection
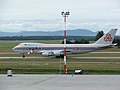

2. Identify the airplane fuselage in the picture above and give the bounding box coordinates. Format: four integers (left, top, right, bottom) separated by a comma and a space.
13, 43, 113, 55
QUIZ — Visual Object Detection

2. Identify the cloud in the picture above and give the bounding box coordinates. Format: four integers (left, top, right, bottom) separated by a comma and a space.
0, 20, 63, 32
0, 21, 23, 30
0, 20, 119, 35
67, 22, 120, 35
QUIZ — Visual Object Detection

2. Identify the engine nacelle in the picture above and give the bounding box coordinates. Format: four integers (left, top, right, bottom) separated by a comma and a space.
54, 51, 63, 56
42, 52, 53, 57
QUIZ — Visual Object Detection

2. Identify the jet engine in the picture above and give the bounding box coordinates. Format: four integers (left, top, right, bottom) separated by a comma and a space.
54, 51, 63, 56
42, 52, 54, 57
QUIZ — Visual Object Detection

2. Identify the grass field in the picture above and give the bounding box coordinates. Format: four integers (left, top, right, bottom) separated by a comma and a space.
0, 40, 120, 74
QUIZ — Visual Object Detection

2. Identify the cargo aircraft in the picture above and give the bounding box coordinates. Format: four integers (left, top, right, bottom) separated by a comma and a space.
12, 29, 117, 58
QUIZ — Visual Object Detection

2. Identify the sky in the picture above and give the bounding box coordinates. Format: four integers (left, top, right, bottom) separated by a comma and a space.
0, 0, 120, 35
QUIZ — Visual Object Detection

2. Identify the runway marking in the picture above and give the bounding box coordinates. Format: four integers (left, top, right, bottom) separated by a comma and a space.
90, 52, 120, 54
72, 57, 120, 59
0, 56, 120, 59
0, 57, 47, 59
68, 62, 120, 64
27, 76, 57, 87
0, 75, 120, 90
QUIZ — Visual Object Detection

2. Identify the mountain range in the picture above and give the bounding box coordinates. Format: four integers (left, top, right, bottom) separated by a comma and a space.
0, 29, 97, 36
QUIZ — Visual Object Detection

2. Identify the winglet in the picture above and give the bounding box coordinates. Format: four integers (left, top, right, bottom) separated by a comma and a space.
94, 29, 117, 44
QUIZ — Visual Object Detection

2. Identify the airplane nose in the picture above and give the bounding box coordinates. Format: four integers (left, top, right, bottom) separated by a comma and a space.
12, 47, 15, 51
12, 47, 17, 51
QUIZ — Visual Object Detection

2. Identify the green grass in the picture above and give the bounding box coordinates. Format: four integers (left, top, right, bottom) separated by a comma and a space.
0, 40, 120, 74
0, 58, 120, 74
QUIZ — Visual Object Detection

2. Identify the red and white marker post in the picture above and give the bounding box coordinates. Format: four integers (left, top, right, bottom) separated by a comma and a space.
61, 11, 70, 74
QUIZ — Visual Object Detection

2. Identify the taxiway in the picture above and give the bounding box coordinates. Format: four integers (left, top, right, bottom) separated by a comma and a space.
0, 74, 120, 90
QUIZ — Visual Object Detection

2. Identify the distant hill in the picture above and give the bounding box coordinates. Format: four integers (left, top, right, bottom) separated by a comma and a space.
0, 29, 97, 36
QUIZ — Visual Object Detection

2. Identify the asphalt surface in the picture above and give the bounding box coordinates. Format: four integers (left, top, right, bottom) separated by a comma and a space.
0, 74, 120, 90
71, 57, 120, 59
0, 52, 120, 59
0, 56, 120, 59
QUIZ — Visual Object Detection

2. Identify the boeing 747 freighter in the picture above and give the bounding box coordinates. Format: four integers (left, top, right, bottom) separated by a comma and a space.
12, 29, 117, 58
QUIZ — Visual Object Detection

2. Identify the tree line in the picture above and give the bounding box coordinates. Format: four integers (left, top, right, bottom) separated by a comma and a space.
0, 31, 120, 46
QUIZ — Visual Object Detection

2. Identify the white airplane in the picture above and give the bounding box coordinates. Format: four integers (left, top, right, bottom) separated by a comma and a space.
12, 29, 117, 58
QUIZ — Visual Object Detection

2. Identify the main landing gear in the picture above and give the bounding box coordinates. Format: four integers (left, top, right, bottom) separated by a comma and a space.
56, 55, 65, 58
22, 54, 25, 58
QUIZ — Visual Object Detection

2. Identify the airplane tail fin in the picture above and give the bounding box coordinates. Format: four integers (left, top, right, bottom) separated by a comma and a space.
94, 29, 117, 44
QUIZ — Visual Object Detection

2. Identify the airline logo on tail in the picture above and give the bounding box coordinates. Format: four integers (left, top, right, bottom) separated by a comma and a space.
94, 29, 117, 44
104, 33, 112, 42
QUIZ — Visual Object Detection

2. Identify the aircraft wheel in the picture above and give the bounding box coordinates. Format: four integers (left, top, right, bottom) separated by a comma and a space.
22, 54, 25, 58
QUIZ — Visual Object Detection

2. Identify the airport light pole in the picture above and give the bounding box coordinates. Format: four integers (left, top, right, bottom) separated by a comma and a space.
61, 11, 70, 74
